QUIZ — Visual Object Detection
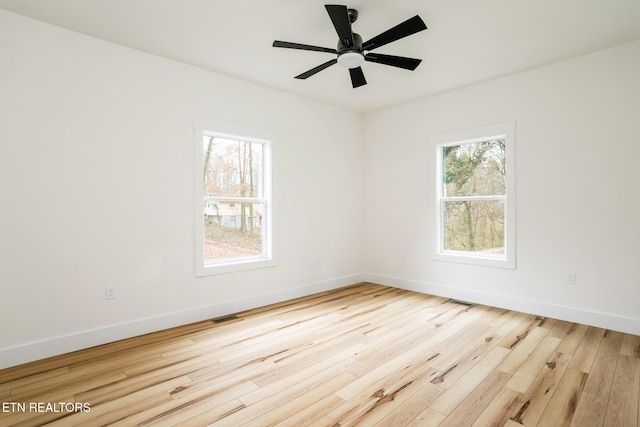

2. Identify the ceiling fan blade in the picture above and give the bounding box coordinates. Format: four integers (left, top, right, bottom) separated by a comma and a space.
365, 52, 422, 70
349, 67, 367, 88
273, 40, 337, 54
295, 59, 338, 79
325, 4, 354, 47
362, 15, 427, 51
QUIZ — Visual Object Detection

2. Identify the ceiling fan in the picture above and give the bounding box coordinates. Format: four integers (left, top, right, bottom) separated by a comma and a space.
273, 4, 427, 88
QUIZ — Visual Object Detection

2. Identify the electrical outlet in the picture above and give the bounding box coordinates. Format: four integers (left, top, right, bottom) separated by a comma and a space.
564, 272, 576, 286
105, 286, 117, 300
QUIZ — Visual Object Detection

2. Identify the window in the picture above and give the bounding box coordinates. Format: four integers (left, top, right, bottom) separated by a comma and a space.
433, 122, 515, 269
194, 117, 274, 276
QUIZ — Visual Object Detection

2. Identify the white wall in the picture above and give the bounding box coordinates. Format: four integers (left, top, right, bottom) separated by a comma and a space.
0, 10, 364, 368
363, 40, 640, 334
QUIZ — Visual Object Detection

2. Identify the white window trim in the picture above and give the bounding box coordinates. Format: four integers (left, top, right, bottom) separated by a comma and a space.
432, 121, 516, 269
194, 116, 276, 276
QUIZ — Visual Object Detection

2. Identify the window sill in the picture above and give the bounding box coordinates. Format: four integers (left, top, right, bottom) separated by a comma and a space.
434, 251, 515, 269
196, 258, 276, 277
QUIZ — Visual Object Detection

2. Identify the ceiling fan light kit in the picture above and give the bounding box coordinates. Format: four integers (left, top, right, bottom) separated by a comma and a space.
273, 4, 427, 88
338, 52, 364, 69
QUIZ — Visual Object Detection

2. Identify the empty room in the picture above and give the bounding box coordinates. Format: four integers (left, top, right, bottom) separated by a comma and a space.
1, 1, 639, 426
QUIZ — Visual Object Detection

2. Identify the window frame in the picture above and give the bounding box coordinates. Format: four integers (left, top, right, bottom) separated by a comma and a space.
432, 122, 516, 269
194, 116, 275, 276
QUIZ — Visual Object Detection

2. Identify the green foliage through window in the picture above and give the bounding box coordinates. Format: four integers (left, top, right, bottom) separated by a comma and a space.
441, 139, 506, 254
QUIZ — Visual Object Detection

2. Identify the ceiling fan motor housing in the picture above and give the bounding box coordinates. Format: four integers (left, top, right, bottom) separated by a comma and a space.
337, 33, 363, 52
337, 33, 364, 68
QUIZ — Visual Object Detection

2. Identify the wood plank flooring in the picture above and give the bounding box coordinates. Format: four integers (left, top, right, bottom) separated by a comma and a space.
1, 283, 639, 426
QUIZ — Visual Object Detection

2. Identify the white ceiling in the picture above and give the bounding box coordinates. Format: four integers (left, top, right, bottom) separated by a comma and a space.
1, 0, 640, 113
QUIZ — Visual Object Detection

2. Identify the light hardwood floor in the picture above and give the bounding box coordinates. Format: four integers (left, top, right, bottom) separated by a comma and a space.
1, 283, 639, 426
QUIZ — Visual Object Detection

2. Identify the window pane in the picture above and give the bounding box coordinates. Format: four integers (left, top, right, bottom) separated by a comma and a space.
204, 201, 264, 262
443, 139, 506, 197
203, 136, 262, 198
443, 200, 505, 254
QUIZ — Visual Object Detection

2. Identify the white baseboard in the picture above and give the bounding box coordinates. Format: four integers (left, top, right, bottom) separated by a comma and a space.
0, 273, 365, 370
4, 272, 636, 370
363, 273, 640, 336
